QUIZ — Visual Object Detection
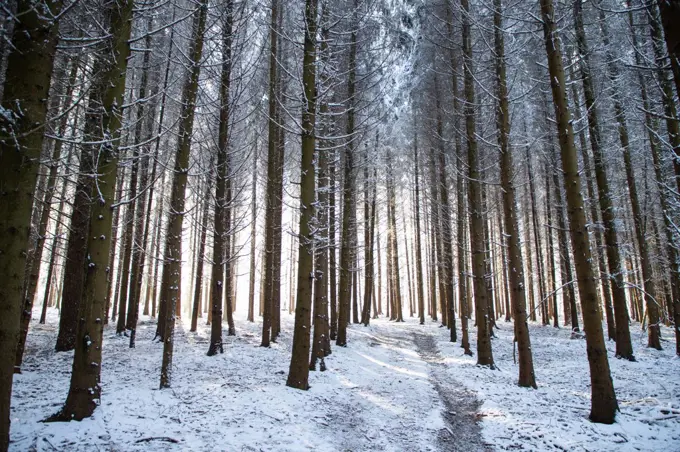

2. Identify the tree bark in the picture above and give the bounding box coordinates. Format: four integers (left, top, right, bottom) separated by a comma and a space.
286, 0, 318, 390
574, 0, 634, 358
541, 0, 618, 423
493, 0, 536, 387
48, 0, 134, 422
159, 0, 208, 387
0, 1, 63, 446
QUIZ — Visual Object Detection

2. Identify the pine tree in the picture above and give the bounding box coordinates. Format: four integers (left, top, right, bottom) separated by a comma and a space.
286, 0, 319, 390
540, 0, 618, 423
0, 1, 63, 448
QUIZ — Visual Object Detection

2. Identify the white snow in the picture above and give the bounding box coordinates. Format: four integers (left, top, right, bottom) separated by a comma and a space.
9, 308, 680, 451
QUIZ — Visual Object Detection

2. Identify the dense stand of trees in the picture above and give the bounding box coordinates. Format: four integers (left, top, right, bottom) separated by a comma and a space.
0, 0, 679, 448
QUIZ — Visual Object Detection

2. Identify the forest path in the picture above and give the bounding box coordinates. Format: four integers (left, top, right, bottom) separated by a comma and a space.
326, 320, 490, 452
411, 330, 490, 452
12, 312, 491, 452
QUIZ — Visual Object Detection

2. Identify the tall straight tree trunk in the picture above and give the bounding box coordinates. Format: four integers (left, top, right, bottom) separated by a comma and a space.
361, 167, 377, 326
387, 157, 404, 322
376, 229, 382, 317
127, 22, 157, 347
595, 5, 666, 351
544, 164, 558, 328
433, 84, 455, 335
191, 178, 212, 332
551, 161, 579, 332
527, 150, 548, 325
115, 142, 141, 336
159, 0, 208, 388
566, 64, 607, 336
493, 0, 535, 387
461, 0, 493, 368
401, 197, 414, 319
446, 4, 471, 351
247, 144, 258, 322
271, 63, 285, 340
312, 19, 333, 355
286, 0, 318, 390
329, 148, 339, 333
574, 0, 634, 358
337, 0, 359, 345
540, 0, 618, 423
0, 1, 63, 446
456, 153, 471, 355
207, 1, 234, 355
16, 56, 80, 367
47, 0, 134, 422
427, 145, 440, 323
261, 0, 280, 347
413, 124, 426, 326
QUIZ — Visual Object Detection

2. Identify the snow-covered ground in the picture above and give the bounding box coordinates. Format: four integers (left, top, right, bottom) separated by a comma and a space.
437, 319, 680, 451
10, 308, 680, 451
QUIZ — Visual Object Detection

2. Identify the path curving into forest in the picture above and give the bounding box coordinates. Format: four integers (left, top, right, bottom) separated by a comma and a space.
327, 321, 491, 452
412, 331, 490, 452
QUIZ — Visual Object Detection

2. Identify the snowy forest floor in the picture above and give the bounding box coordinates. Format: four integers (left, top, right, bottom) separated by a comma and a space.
10, 308, 680, 451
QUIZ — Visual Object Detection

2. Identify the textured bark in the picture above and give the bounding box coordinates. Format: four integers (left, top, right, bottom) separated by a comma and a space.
0, 1, 62, 446
566, 65, 602, 336
159, 0, 208, 388
527, 151, 548, 325
48, 0, 134, 422
311, 24, 332, 359
286, 0, 318, 390
412, 126, 426, 326
574, 0, 634, 358
329, 149, 339, 332
435, 95, 455, 336
127, 21, 156, 347
337, 0, 359, 345
261, 0, 280, 347
191, 179, 211, 332
461, 0, 493, 368
541, 0, 618, 423
544, 163, 558, 328
247, 145, 257, 322
494, 0, 536, 387
208, 1, 235, 355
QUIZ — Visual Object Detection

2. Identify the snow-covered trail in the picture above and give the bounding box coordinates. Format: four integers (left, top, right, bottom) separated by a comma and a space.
324, 320, 489, 452
11, 309, 680, 451
10, 310, 486, 451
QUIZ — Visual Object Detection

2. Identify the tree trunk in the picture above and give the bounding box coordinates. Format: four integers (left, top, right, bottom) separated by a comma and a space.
47, 0, 134, 422
286, 0, 318, 390
159, 0, 208, 388
0, 1, 63, 446
261, 0, 280, 347
574, 0, 634, 359
493, 0, 536, 387
461, 0, 493, 368
207, 1, 235, 354
541, 0, 618, 423
336, 0, 359, 344
191, 178, 212, 333
247, 143, 258, 322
